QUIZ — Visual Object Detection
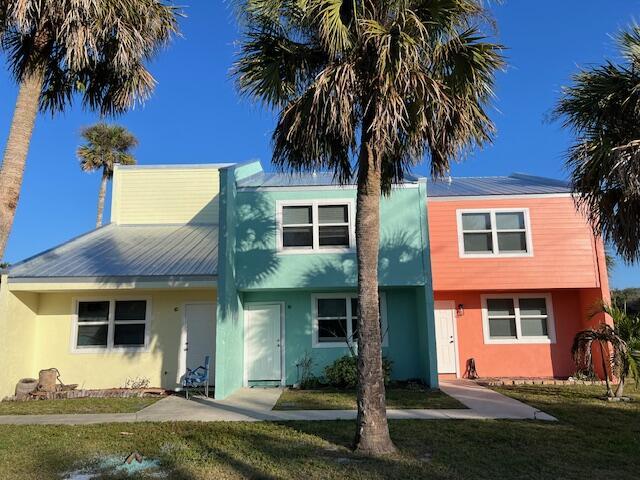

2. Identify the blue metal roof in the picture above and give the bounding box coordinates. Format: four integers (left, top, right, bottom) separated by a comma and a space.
9, 224, 218, 279
237, 171, 422, 188
427, 174, 571, 197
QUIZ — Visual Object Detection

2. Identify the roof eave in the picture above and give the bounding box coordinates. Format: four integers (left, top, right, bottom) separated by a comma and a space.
7, 275, 218, 292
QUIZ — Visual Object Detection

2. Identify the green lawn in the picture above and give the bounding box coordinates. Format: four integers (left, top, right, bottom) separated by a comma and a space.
0, 397, 160, 415
0, 385, 637, 479
274, 387, 465, 410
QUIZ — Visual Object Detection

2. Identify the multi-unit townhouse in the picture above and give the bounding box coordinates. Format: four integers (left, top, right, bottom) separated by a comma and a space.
0, 162, 610, 399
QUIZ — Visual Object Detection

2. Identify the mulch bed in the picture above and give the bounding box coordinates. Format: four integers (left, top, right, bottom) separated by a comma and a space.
476, 377, 607, 387
4, 388, 168, 402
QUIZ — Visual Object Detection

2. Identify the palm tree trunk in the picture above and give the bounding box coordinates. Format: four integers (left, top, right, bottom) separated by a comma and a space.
614, 374, 625, 398
96, 169, 109, 227
0, 72, 44, 261
353, 138, 396, 455
599, 341, 613, 398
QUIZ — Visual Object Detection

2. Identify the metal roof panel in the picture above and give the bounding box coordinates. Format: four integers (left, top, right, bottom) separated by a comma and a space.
427, 174, 571, 197
9, 224, 218, 278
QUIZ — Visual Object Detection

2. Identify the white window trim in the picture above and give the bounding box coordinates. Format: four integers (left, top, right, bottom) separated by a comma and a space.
456, 208, 534, 258
276, 199, 356, 254
311, 293, 389, 348
481, 293, 556, 345
70, 296, 152, 354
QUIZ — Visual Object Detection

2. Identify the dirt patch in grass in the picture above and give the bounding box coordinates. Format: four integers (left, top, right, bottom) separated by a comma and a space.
273, 387, 466, 410
0, 397, 160, 415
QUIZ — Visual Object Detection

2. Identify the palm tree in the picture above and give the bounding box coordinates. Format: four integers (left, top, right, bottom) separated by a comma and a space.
0, 1, 180, 261
572, 303, 640, 398
554, 26, 640, 263
78, 123, 138, 228
234, 0, 503, 454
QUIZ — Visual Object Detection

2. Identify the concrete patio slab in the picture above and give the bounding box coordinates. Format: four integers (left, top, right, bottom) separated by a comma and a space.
0, 381, 556, 425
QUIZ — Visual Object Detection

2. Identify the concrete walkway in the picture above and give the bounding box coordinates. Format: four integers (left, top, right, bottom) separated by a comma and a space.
0, 380, 555, 425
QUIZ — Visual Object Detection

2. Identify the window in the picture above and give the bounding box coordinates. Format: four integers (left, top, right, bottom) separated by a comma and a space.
482, 294, 555, 344
312, 294, 388, 348
74, 299, 149, 352
457, 209, 532, 257
278, 200, 354, 252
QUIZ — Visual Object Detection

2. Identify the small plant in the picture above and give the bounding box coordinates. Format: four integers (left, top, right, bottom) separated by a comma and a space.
296, 352, 320, 390
570, 368, 598, 382
324, 355, 393, 389
123, 377, 151, 390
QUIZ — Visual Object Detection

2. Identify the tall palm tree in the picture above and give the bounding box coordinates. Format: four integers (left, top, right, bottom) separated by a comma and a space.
555, 26, 640, 263
0, 0, 180, 261
573, 303, 640, 398
78, 123, 138, 228
234, 0, 503, 454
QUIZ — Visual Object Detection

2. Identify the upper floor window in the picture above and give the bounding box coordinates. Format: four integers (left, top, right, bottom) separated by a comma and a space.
457, 209, 532, 257
277, 200, 354, 252
74, 299, 149, 352
481, 294, 556, 344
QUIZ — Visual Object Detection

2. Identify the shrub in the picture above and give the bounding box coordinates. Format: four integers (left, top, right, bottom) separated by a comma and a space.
324, 355, 393, 389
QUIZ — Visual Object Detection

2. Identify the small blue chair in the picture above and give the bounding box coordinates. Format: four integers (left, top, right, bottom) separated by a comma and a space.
183, 355, 211, 400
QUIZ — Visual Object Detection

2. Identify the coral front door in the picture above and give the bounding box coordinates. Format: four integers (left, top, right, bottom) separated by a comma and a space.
435, 301, 459, 375
245, 303, 283, 384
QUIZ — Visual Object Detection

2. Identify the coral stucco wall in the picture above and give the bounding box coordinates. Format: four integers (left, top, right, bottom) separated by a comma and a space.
435, 289, 607, 379
428, 197, 605, 291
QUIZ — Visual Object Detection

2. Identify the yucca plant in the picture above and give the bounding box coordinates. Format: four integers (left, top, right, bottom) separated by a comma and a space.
77, 123, 138, 227
573, 303, 640, 398
555, 25, 640, 263
234, 0, 503, 453
0, 0, 181, 260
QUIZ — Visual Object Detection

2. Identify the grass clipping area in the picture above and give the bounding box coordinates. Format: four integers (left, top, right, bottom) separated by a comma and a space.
0, 396, 159, 415
0, 384, 639, 479
274, 387, 466, 410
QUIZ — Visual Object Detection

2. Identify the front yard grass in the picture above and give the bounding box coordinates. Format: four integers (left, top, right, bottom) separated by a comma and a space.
0, 384, 638, 479
274, 387, 465, 410
0, 396, 160, 415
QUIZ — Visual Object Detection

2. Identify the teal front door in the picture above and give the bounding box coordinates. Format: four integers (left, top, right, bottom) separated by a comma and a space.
245, 303, 282, 383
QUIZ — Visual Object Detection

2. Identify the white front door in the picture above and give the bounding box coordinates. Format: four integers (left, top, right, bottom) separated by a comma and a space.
434, 301, 458, 375
184, 303, 216, 382
245, 303, 282, 382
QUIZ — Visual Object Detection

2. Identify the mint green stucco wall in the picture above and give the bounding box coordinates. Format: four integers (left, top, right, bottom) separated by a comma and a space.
214, 162, 439, 398
214, 163, 262, 399
243, 288, 423, 384
234, 186, 428, 290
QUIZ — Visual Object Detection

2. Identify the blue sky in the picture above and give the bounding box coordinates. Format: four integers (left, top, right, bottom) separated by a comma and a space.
0, 1, 638, 288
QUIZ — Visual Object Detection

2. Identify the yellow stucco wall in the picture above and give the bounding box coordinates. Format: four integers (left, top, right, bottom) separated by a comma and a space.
111, 165, 221, 225
0, 276, 39, 398
0, 287, 216, 398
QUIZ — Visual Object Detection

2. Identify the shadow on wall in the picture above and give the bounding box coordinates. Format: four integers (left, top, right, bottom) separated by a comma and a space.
298, 229, 426, 288
235, 192, 281, 290
232, 188, 426, 290
190, 195, 219, 225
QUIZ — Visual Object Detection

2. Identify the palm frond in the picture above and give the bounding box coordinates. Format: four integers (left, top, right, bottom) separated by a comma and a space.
236, 0, 502, 191
0, 0, 181, 115
555, 24, 640, 263
76, 123, 138, 178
